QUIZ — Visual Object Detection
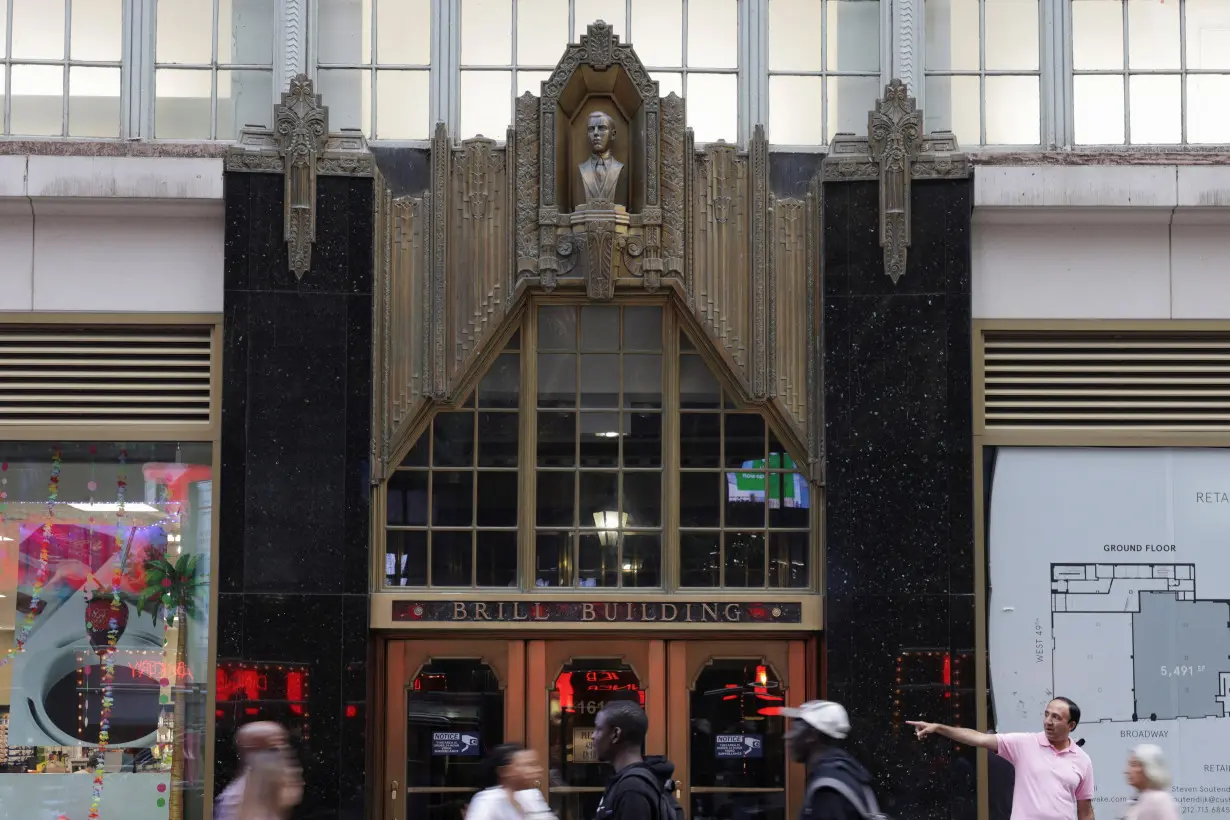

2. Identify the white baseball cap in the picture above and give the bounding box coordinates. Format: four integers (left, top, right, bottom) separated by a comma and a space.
779, 700, 850, 740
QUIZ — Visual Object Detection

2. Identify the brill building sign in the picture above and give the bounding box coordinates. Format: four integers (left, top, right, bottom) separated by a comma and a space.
393, 600, 804, 624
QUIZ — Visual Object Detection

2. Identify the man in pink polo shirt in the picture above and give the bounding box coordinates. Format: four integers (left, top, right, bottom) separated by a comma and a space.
907, 697, 1094, 820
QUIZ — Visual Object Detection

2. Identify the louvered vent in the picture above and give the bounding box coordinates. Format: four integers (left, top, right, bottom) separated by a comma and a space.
982, 331, 1230, 430
0, 326, 212, 426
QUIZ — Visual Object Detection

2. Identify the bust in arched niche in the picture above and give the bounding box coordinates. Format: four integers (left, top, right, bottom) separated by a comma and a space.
577, 110, 625, 206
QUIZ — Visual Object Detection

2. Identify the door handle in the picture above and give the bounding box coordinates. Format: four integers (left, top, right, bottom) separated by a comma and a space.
391, 780, 399, 801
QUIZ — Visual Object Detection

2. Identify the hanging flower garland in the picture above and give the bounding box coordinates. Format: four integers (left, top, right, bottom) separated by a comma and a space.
0, 446, 60, 669
87, 447, 127, 820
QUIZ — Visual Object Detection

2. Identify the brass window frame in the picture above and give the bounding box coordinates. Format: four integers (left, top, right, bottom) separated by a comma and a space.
375, 293, 821, 594
971, 317, 1230, 820
0, 311, 223, 817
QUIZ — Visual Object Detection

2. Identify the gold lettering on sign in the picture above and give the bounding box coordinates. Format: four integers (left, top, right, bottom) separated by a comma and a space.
474, 603, 492, 621
641, 604, 657, 621
453, 603, 468, 620
627, 604, 637, 621
725, 604, 742, 622
513, 603, 530, 621
702, 603, 719, 622
604, 604, 618, 621
534, 605, 549, 621
661, 604, 677, 621
685, 604, 694, 622
582, 604, 596, 621
497, 603, 506, 620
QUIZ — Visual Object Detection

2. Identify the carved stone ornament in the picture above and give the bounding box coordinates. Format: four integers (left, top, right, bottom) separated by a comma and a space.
822, 78, 969, 284
225, 73, 373, 279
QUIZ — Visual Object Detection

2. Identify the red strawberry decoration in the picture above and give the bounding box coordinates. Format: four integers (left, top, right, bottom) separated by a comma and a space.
85, 595, 128, 650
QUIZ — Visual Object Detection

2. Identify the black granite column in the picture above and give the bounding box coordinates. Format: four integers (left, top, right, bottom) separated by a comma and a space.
219, 171, 374, 820
823, 178, 975, 820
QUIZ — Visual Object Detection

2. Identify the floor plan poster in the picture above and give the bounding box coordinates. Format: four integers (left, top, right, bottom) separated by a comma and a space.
988, 448, 1230, 818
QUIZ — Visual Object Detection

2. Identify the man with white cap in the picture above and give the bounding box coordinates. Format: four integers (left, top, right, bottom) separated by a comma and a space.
781, 701, 884, 820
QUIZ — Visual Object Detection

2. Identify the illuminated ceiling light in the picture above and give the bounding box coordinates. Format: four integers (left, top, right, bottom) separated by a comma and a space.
593, 510, 627, 547
594, 431, 620, 438
69, 502, 160, 513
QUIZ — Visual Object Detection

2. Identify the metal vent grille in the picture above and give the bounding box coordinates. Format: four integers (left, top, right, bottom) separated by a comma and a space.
982, 331, 1230, 430
0, 326, 213, 426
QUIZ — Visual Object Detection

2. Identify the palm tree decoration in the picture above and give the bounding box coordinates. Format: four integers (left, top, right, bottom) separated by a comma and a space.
137, 552, 204, 820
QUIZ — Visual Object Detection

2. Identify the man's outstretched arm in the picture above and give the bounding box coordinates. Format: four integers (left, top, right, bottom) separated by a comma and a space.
906, 721, 1000, 751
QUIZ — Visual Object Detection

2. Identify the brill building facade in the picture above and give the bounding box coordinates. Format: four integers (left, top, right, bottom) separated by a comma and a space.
2, 3, 1230, 820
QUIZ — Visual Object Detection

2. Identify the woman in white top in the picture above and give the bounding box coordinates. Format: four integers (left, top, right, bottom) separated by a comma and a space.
1124, 744, 1181, 820
465, 744, 556, 820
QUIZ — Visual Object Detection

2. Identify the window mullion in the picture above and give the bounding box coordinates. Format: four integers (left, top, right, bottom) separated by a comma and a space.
431, 0, 459, 136
662, 308, 680, 592
892, 0, 921, 98
739, 0, 767, 146
519, 308, 537, 592
276, 0, 309, 98
1041, 0, 1065, 148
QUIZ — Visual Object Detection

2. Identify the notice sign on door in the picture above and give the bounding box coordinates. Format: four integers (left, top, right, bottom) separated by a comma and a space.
432, 732, 481, 756
715, 734, 763, 759
572, 728, 597, 762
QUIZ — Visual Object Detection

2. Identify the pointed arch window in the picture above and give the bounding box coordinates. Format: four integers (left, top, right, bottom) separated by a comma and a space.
381, 300, 815, 591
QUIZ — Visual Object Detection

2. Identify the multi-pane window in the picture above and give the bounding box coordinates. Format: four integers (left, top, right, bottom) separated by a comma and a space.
1, 0, 124, 137
316, 0, 431, 139
1071, 0, 1230, 145
677, 333, 810, 588
535, 305, 664, 588
456, 0, 739, 144
385, 335, 521, 587
154, 0, 276, 139
923, 0, 1041, 146
767, 0, 882, 145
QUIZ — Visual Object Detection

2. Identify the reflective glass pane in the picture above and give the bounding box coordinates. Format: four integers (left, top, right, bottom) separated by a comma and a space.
318, 68, 372, 134
476, 531, 518, 586
680, 471, 721, 527
462, 0, 512, 65
478, 353, 521, 408
653, 71, 684, 98
623, 355, 662, 409
518, 0, 569, 65
401, 433, 429, 466
68, 66, 121, 138
388, 530, 428, 585
1073, 75, 1125, 145
476, 471, 518, 527
1129, 74, 1181, 144
623, 413, 662, 468
687, 0, 737, 67
537, 354, 578, 407
156, 0, 212, 63
217, 70, 274, 140
687, 73, 738, 143
539, 306, 577, 350
538, 411, 577, 467
924, 0, 979, 71
432, 471, 474, 526
218, 0, 275, 65
579, 472, 619, 521
155, 69, 213, 139
623, 471, 662, 527
726, 471, 767, 528
387, 470, 429, 526
984, 0, 1039, 71
432, 530, 473, 585
12, 0, 64, 59
767, 471, 811, 528
681, 532, 721, 586
578, 533, 618, 586
622, 307, 661, 351
377, 0, 431, 63
1128, 0, 1179, 70
579, 412, 620, 467
477, 411, 518, 468
535, 531, 571, 586
622, 534, 661, 587
575, 0, 625, 39
724, 414, 766, 467
770, 75, 823, 145
11, 65, 64, 137
0, 9, 6, 58
985, 75, 1039, 144
549, 660, 641, 785
1072, 0, 1123, 71
377, 69, 429, 138
317, 0, 372, 64
579, 354, 619, 409
580, 306, 620, 351
681, 356, 721, 409
71, 0, 122, 61
680, 413, 721, 467
631, 0, 682, 66
724, 532, 766, 587
923, 74, 980, 146
1187, 75, 1230, 144
517, 70, 552, 95
1186, 0, 1230, 70
461, 70, 512, 138
537, 471, 575, 526
769, 531, 809, 588
828, 75, 881, 142
769, 0, 822, 72
407, 659, 503, 790
433, 412, 475, 467
827, 0, 880, 73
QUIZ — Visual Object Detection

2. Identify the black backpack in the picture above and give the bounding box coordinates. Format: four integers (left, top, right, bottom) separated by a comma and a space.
620, 767, 685, 820
802, 774, 893, 820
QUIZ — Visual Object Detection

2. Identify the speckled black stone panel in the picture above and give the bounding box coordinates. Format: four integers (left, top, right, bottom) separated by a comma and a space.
823, 178, 976, 820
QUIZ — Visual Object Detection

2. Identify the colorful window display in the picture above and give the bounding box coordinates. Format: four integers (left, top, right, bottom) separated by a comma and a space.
0, 442, 213, 820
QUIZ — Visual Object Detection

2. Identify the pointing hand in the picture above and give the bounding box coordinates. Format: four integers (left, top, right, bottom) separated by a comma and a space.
906, 721, 939, 739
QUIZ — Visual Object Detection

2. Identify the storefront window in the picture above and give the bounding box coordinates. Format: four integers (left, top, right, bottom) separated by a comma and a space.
0, 441, 213, 820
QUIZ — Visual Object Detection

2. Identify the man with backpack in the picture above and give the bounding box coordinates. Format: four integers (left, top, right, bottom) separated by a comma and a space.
592, 701, 683, 820
782, 700, 887, 820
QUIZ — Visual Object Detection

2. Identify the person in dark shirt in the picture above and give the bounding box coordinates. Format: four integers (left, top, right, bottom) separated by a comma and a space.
782, 701, 879, 820
591, 701, 679, 820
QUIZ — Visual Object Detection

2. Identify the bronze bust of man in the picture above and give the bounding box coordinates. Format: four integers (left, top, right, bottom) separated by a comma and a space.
577, 111, 624, 205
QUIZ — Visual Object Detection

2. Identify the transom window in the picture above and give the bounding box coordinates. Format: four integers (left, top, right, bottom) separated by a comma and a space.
381, 302, 815, 590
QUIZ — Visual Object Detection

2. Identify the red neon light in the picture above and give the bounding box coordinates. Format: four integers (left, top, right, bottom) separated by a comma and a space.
286, 671, 304, 703
943, 652, 952, 698
556, 672, 574, 710
585, 671, 619, 683
345, 704, 359, 719
290, 704, 303, 715
755, 665, 768, 686
244, 707, 259, 716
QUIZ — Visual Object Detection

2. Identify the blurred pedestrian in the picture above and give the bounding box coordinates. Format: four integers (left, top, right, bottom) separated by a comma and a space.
1124, 745, 1179, 820
216, 722, 299, 820
783, 700, 883, 820
234, 749, 303, 820
464, 744, 555, 820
